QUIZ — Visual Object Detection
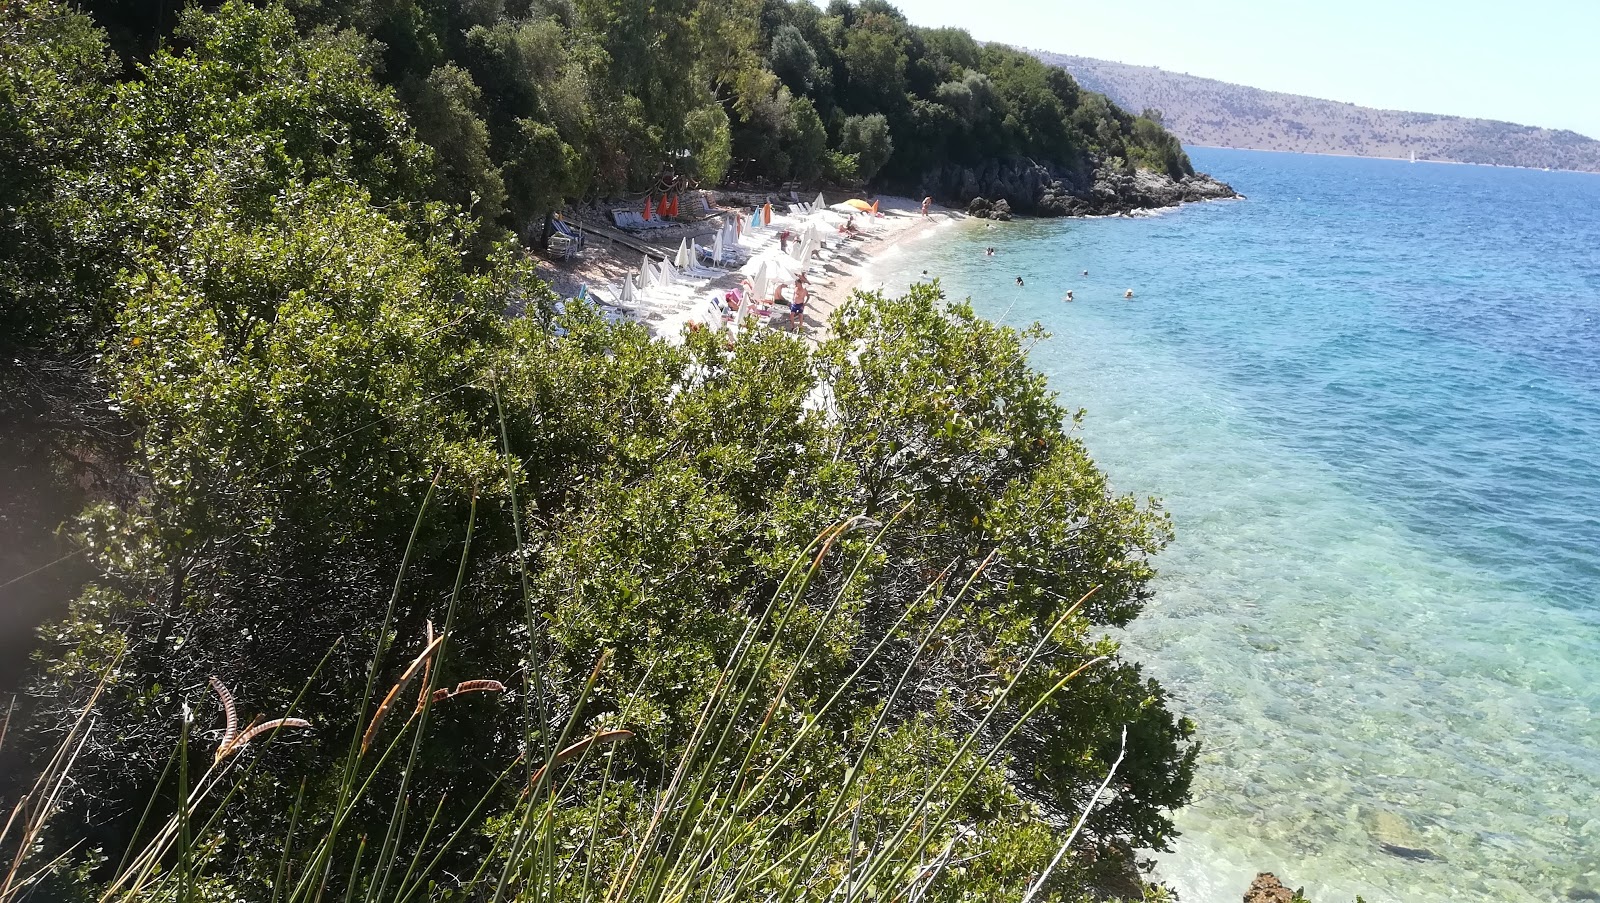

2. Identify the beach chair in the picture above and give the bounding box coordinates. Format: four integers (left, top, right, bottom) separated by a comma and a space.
550, 216, 585, 258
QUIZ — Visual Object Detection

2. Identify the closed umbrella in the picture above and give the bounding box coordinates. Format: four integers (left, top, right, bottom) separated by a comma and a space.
762, 203, 773, 226
620, 274, 636, 305
713, 227, 725, 265
751, 262, 769, 302
675, 238, 691, 269
813, 191, 827, 211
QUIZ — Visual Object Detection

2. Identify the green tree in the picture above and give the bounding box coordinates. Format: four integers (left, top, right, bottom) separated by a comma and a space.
684, 102, 733, 184
768, 22, 819, 93
0, 0, 120, 363
838, 6, 907, 114
783, 95, 829, 180
838, 112, 893, 182
402, 64, 509, 223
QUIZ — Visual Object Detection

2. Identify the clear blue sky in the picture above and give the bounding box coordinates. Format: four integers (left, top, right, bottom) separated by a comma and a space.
888, 0, 1600, 139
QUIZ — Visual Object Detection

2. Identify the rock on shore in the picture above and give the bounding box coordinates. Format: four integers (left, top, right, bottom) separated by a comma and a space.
1242, 872, 1305, 903
920, 156, 1238, 218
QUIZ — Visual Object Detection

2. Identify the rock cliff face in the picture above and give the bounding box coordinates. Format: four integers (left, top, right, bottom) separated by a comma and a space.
918, 156, 1237, 218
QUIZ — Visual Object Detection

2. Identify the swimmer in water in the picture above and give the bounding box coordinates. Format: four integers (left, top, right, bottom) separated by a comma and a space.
1124, 288, 1134, 299
1063, 290, 1074, 302
1015, 276, 1025, 287
1081, 270, 1089, 277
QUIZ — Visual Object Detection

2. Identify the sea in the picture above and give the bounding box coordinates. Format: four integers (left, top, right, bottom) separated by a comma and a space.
864, 147, 1600, 903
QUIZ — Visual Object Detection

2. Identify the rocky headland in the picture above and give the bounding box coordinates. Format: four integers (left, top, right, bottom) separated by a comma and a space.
918, 156, 1238, 219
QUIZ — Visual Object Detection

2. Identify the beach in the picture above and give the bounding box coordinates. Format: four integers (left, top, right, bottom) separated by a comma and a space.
539, 193, 962, 342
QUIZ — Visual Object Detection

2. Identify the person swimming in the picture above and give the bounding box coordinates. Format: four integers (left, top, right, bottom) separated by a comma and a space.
1124, 288, 1134, 299
1063, 290, 1074, 302
1081, 270, 1089, 277
985, 247, 996, 257
1015, 276, 1025, 287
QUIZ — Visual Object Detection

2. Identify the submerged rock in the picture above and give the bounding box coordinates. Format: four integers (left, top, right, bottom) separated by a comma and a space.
1379, 842, 1443, 862
1367, 808, 1442, 861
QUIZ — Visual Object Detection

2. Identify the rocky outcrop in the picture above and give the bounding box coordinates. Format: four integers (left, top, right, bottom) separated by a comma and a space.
920, 156, 1238, 218
1242, 872, 1302, 903
967, 197, 1011, 221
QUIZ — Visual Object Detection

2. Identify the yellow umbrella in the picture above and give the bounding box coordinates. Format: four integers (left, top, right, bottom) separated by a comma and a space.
843, 199, 873, 212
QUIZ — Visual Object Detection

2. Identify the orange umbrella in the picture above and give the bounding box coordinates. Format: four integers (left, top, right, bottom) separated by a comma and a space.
643, 196, 654, 221
843, 199, 873, 212
870, 199, 880, 216
762, 203, 773, 225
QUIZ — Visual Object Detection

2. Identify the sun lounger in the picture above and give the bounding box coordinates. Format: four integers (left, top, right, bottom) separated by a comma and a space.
550, 217, 585, 258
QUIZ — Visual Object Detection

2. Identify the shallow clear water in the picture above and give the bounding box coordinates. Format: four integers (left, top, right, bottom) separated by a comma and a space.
866, 148, 1600, 902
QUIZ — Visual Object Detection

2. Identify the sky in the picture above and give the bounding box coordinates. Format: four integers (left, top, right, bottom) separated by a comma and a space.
887, 0, 1600, 139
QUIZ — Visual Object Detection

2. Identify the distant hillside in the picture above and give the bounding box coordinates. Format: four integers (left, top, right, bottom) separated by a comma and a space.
1026, 50, 1600, 173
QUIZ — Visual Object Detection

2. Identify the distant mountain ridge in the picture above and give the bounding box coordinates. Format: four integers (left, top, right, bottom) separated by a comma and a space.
1025, 50, 1600, 173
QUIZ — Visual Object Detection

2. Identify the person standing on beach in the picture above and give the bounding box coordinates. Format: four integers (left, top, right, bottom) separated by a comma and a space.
791, 275, 808, 330
921, 197, 933, 219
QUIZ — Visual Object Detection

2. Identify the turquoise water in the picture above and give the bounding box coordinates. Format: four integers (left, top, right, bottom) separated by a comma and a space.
866, 148, 1600, 902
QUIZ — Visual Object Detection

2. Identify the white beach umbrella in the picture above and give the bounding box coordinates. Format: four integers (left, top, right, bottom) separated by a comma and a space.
620, 275, 636, 305
713, 228, 725, 265
813, 191, 827, 211
639, 258, 655, 292
675, 238, 691, 269
750, 262, 769, 302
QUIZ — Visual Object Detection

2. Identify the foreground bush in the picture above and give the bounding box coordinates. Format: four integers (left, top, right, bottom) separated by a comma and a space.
10, 276, 1193, 900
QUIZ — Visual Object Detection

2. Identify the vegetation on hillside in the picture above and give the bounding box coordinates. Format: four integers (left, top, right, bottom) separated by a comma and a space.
1, 0, 1201, 898
1034, 50, 1600, 173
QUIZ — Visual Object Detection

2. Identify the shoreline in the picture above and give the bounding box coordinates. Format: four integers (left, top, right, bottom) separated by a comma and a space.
539, 194, 964, 343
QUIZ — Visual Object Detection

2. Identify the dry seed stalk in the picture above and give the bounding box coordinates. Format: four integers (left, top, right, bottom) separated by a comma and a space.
362, 633, 444, 756
430, 680, 506, 703
209, 678, 313, 762
414, 620, 436, 715
527, 730, 634, 790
